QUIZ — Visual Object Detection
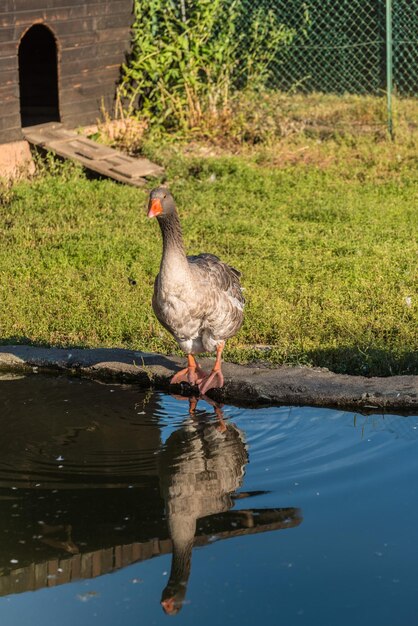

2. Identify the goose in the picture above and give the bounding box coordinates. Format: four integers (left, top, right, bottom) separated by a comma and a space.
158, 399, 248, 614
147, 187, 244, 394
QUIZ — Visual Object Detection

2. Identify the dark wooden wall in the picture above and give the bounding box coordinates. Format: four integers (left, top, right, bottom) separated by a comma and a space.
0, 0, 133, 144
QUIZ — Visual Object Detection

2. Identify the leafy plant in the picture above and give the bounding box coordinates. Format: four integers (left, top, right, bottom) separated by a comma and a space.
118, 0, 297, 134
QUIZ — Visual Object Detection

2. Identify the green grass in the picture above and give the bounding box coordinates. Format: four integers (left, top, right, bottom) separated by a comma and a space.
0, 133, 417, 376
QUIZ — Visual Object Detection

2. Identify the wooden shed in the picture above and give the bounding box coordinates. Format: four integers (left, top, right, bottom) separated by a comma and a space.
0, 0, 134, 144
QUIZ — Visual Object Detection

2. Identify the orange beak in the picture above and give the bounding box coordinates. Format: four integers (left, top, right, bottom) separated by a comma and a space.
161, 597, 177, 614
147, 198, 163, 218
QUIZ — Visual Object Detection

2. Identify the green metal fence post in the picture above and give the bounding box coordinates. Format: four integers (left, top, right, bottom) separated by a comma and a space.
386, 0, 394, 138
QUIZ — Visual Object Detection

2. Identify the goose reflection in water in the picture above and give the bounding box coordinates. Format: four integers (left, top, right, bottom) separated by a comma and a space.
158, 396, 248, 615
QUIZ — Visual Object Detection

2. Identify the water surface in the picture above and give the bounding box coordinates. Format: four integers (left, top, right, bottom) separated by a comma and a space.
0, 374, 417, 625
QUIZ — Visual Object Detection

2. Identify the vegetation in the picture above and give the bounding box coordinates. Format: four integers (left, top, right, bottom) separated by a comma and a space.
99, 89, 418, 153
118, 0, 298, 135
0, 129, 417, 376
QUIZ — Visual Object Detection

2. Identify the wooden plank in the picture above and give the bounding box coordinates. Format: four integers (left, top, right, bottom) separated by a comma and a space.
34, 561, 48, 590
0, 54, 17, 72
10, 569, 25, 595
158, 538, 172, 556
140, 541, 154, 561
59, 31, 97, 48
0, 69, 19, 84
60, 86, 118, 109
60, 86, 118, 107
60, 93, 117, 116
0, 125, 23, 143
0, 95, 20, 118
122, 544, 133, 567
60, 26, 130, 48
97, 26, 131, 43
0, 15, 15, 28
70, 553, 82, 581
56, 12, 132, 35
7, 2, 131, 27
0, 28, 16, 44
61, 40, 127, 64
131, 542, 143, 562
0, 41, 18, 57
51, 16, 97, 36
60, 66, 119, 90
61, 57, 120, 77
80, 551, 93, 579
10, 566, 33, 595
60, 94, 114, 113
0, 5, 14, 13
92, 550, 102, 578
0, 573, 12, 596
114, 545, 123, 569
100, 547, 114, 575
60, 108, 104, 128
9, 0, 100, 11
14, 9, 73, 27
47, 559, 59, 587
22, 122, 75, 145
57, 557, 72, 585
0, 112, 21, 131
108, 158, 164, 180
61, 110, 104, 128
97, 14, 133, 30
0, 82, 19, 98
52, 141, 163, 180
0, 127, 23, 144
48, 137, 118, 160
23, 123, 163, 184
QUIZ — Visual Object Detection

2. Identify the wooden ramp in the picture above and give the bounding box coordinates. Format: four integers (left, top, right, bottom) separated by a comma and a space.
23, 123, 164, 186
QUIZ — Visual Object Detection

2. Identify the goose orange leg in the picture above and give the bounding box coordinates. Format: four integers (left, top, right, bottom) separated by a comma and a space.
198, 342, 225, 394
170, 354, 207, 386
199, 393, 227, 433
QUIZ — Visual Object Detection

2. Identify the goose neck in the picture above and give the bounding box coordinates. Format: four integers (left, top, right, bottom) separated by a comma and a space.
169, 536, 193, 586
158, 211, 186, 257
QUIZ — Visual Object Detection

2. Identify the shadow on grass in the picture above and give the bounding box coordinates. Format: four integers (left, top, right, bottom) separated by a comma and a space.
0, 336, 56, 348
306, 346, 418, 377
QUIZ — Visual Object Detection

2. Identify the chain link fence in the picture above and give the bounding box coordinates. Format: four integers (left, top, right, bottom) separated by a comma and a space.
392, 0, 418, 97
266, 0, 386, 94
236, 0, 418, 133
122, 0, 417, 136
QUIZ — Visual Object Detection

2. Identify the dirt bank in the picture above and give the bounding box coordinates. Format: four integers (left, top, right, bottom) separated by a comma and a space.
0, 345, 417, 411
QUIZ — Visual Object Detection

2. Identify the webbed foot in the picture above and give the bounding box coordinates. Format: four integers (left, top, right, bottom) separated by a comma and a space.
198, 369, 224, 394
170, 354, 208, 386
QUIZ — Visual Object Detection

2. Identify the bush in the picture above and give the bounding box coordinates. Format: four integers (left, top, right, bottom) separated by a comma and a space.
118, 0, 296, 134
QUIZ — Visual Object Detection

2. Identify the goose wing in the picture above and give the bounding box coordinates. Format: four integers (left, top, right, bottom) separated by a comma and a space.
187, 253, 245, 339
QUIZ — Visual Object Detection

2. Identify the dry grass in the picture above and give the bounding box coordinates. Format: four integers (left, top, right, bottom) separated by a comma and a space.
88, 97, 149, 155
95, 91, 418, 156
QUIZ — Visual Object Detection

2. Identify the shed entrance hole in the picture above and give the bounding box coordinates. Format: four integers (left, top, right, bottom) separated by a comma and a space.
19, 24, 60, 127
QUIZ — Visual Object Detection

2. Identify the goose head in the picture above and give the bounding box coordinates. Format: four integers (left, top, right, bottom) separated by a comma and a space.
161, 582, 188, 615
147, 187, 176, 219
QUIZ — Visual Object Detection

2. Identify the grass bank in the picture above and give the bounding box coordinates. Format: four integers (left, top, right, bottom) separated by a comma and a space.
0, 132, 417, 376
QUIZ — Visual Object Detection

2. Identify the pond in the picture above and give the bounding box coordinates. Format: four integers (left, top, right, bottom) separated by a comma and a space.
0, 374, 417, 625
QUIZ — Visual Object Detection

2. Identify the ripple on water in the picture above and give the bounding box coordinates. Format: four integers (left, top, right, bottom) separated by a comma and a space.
0, 375, 162, 487
0, 375, 417, 495
227, 404, 418, 499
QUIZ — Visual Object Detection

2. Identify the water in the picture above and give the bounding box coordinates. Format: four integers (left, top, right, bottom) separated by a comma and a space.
0, 374, 418, 625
